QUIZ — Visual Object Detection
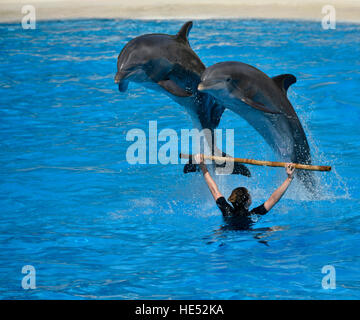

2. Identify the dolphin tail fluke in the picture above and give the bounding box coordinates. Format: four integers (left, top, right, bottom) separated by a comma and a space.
231, 163, 251, 176
182, 153, 251, 177
183, 162, 200, 173
292, 133, 317, 193
216, 151, 251, 177
182, 125, 251, 176
295, 166, 317, 194
183, 162, 250, 176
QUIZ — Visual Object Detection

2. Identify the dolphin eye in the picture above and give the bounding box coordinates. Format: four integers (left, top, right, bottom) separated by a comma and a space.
226, 78, 231, 82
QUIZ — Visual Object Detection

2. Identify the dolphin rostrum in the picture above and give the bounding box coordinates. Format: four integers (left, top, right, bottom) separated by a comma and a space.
115, 22, 250, 176
198, 61, 315, 190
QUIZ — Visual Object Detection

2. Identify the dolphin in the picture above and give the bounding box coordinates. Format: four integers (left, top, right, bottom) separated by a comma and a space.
115, 22, 250, 176
198, 61, 315, 190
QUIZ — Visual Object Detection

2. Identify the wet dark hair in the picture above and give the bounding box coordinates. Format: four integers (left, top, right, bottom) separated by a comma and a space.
228, 187, 250, 209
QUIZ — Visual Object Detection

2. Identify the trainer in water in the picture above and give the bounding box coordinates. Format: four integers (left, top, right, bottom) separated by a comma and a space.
193, 154, 295, 229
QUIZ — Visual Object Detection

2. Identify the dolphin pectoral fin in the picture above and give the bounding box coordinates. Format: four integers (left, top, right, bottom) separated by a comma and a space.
115, 71, 129, 92
230, 84, 280, 114
118, 80, 129, 92
240, 96, 281, 114
158, 80, 192, 97
272, 74, 297, 95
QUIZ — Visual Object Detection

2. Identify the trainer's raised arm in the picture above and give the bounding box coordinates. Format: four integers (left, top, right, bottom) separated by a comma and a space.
194, 154, 223, 201
263, 163, 295, 212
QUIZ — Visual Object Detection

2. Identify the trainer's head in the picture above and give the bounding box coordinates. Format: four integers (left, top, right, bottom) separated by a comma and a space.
228, 187, 251, 210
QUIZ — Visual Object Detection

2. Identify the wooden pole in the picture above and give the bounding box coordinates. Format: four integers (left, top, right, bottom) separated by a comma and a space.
179, 153, 331, 172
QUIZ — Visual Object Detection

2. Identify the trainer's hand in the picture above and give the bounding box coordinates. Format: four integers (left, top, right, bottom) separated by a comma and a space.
286, 163, 295, 180
193, 153, 204, 165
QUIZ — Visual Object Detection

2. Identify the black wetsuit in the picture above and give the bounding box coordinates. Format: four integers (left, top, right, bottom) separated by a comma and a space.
216, 197, 268, 230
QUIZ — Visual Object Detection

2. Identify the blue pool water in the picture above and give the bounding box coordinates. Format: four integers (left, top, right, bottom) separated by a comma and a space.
0, 19, 359, 299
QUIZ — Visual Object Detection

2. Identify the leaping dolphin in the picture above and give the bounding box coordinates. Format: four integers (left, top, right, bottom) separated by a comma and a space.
198, 61, 315, 190
115, 22, 250, 177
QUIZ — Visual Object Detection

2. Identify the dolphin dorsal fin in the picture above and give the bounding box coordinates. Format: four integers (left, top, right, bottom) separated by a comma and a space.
175, 21, 193, 43
272, 74, 297, 95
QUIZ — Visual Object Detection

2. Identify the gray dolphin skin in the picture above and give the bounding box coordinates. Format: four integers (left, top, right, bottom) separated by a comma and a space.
198, 61, 315, 190
115, 22, 250, 177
